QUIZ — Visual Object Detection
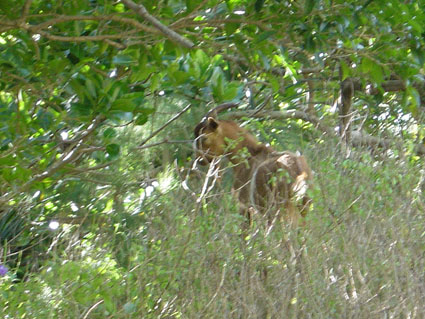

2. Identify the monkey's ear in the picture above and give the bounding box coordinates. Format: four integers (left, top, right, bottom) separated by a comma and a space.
207, 117, 219, 130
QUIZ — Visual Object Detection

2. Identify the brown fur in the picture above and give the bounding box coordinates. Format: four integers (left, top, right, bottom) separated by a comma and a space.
194, 117, 313, 226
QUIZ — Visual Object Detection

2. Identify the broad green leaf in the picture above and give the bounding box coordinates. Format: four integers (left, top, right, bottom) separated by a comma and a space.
224, 21, 240, 36
103, 128, 117, 139
210, 67, 225, 101
222, 82, 239, 101
340, 60, 351, 81
69, 78, 87, 100
255, 0, 265, 12
150, 73, 162, 92
106, 144, 120, 157
85, 78, 97, 100
361, 57, 374, 75
110, 99, 136, 112
134, 113, 149, 126
194, 49, 209, 68
370, 63, 384, 84
267, 74, 280, 93
112, 55, 135, 65
406, 86, 420, 117
134, 106, 154, 115
130, 66, 156, 82
362, 57, 384, 83
70, 102, 93, 117
171, 70, 190, 85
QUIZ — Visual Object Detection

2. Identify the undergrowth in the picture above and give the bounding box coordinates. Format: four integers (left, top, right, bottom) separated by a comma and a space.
1, 134, 424, 319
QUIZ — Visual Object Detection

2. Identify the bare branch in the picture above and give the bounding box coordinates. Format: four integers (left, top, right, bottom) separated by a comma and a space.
352, 78, 406, 94
21, 0, 33, 19
229, 109, 425, 156
228, 109, 334, 136
104, 39, 127, 49
121, 0, 195, 48
70, 160, 117, 174
206, 102, 240, 118
135, 139, 192, 150
22, 115, 105, 190
33, 29, 139, 43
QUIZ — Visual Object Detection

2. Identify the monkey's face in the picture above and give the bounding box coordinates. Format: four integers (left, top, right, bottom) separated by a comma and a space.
194, 117, 226, 165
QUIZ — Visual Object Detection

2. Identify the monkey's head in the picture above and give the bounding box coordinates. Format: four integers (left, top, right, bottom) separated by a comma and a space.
194, 117, 227, 165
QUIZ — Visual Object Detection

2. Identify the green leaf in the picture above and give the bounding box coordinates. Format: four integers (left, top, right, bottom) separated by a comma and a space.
406, 86, 420, 117
361, 57, 374, 75
224, 21, 240, 36
362, 57, 383, 84
340, 60, 351, 81
0, 154, 14, 166
110, 99, 136, 112
171, 70, 190, 85
194, 49, 209, 68
130, 66, 156, 82
134, 113, 149, 126
69, 78, 88, 100
70, 102, 93, 118
134, 106, 154, 115
223, 82, 242, 101
103, 128, 117, 139
370, 64, 384, 84
112, 55, 135, 65
106, 144, 120, 157
254, 31, 276, 44
150, 73, 162, 92
85, 78, 98, 100
185, 0, 196, 12
255, 0, 265, 12
267, 74, 280, 93
210, 67, 224, 101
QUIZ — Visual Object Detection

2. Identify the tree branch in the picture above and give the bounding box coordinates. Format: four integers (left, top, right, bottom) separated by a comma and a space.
21, 0, 33, 19
22, 115, 105, 190
121, 0, 195, 49
32, 29, 139, 43
228, 109, 425, 155
228, 110, 334, 135
32, 14, 157, 34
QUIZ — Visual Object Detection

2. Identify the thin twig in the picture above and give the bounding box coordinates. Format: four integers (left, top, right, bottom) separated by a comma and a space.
138, 104, 191, 147
82, 300, 104, 319
135, 139, 191, 150
201, 262, 227, 313
249, 93, 273, 117
22, 115, 104, 190
32, 14, 157, 34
